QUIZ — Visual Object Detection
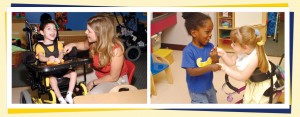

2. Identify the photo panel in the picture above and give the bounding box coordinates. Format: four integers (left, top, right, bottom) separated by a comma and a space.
9, 10, 148, 106
8, 7, 290, 110
150, 11, 290, 108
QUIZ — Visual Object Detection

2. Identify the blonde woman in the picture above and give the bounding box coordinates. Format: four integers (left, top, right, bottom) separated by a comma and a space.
64, 15, 128, 94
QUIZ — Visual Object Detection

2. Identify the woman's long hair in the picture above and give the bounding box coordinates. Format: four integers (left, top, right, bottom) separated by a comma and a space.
88, 15, 124, 67
230, 26, 268, 73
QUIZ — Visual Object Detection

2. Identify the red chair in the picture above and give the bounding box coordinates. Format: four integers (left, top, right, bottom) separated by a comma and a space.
125, 60, 136, 84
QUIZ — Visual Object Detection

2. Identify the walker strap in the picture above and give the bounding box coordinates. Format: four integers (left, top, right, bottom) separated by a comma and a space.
225, 74, 246, 94
225, 74, 238, 92
249, 68, 270, 82
237, 86, 246, 94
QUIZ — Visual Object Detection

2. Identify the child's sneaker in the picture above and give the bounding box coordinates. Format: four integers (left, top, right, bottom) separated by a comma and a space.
58, 97, 67, 104
65, 91, 73, 104
60, 100, 67, 104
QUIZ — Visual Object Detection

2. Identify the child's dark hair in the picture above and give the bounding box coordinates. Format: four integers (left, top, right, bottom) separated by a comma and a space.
40, 19, 56, 31
40, 13, 52, 24
182, 12, 211, 35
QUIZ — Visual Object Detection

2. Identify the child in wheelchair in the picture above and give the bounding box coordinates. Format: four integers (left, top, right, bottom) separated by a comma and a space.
35, 20, 76, 104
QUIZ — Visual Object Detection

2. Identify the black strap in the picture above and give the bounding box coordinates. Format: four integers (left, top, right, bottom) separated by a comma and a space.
269, 74, 273, 103
278, 53, 284, 66
250, 68, 270, 82
225, 74, 238, 92
268, 61, 277, 103
37, 41, 59, 58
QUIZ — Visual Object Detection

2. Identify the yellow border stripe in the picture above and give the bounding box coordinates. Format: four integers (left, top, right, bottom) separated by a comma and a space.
9, 108, 150, 114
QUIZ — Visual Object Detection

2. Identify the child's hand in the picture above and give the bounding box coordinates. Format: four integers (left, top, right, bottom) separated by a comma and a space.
217, 63, 228, 71
48, 56, 56, 62
54, 58, 60, 64
210, 47, 219, 63
210, 64, 221, 72
217, 47, 226, 57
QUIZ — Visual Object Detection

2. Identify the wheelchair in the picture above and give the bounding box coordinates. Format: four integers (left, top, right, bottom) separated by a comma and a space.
20, 47, 92, 104
114, 12, 147, 61
20, 20, 91, 104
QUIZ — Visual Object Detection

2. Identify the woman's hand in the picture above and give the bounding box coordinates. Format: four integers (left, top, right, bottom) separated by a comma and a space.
63, 43, 75, 54
86, 80, 95, 91
217, 47, 226, 57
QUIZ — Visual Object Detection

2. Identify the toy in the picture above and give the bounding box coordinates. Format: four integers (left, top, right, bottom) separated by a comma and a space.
221, 20, 232, 28
46, 59, 65, 65
222, 22, 231, 28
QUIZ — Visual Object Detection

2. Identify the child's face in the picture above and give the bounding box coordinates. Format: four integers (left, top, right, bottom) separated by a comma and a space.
40, 23, 57, 41
191, 19, 213, 47
85, 25, 97, 43
231, 42, 245, 54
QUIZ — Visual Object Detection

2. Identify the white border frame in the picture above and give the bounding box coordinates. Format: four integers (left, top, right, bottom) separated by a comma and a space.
7, 7, 290, 109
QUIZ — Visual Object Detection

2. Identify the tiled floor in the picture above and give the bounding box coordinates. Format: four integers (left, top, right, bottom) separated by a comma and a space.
150, 50, 285, 104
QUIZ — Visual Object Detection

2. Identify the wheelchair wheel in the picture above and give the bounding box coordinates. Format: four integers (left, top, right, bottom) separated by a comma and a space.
20, 90, 33, 104
43, 90, 56, 104
125, 46, 141, 61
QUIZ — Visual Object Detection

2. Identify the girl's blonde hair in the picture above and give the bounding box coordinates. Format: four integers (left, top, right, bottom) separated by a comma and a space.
230, 26, 268, 73
88, 15, 125, 67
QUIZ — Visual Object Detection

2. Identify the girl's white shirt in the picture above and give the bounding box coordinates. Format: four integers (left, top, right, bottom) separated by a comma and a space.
236, 48, 257, 71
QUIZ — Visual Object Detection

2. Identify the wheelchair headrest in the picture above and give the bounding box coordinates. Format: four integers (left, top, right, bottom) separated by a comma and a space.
32, 34, 44, 41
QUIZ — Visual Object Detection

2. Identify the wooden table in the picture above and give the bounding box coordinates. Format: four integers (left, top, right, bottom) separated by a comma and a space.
74, 89, 147, 104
